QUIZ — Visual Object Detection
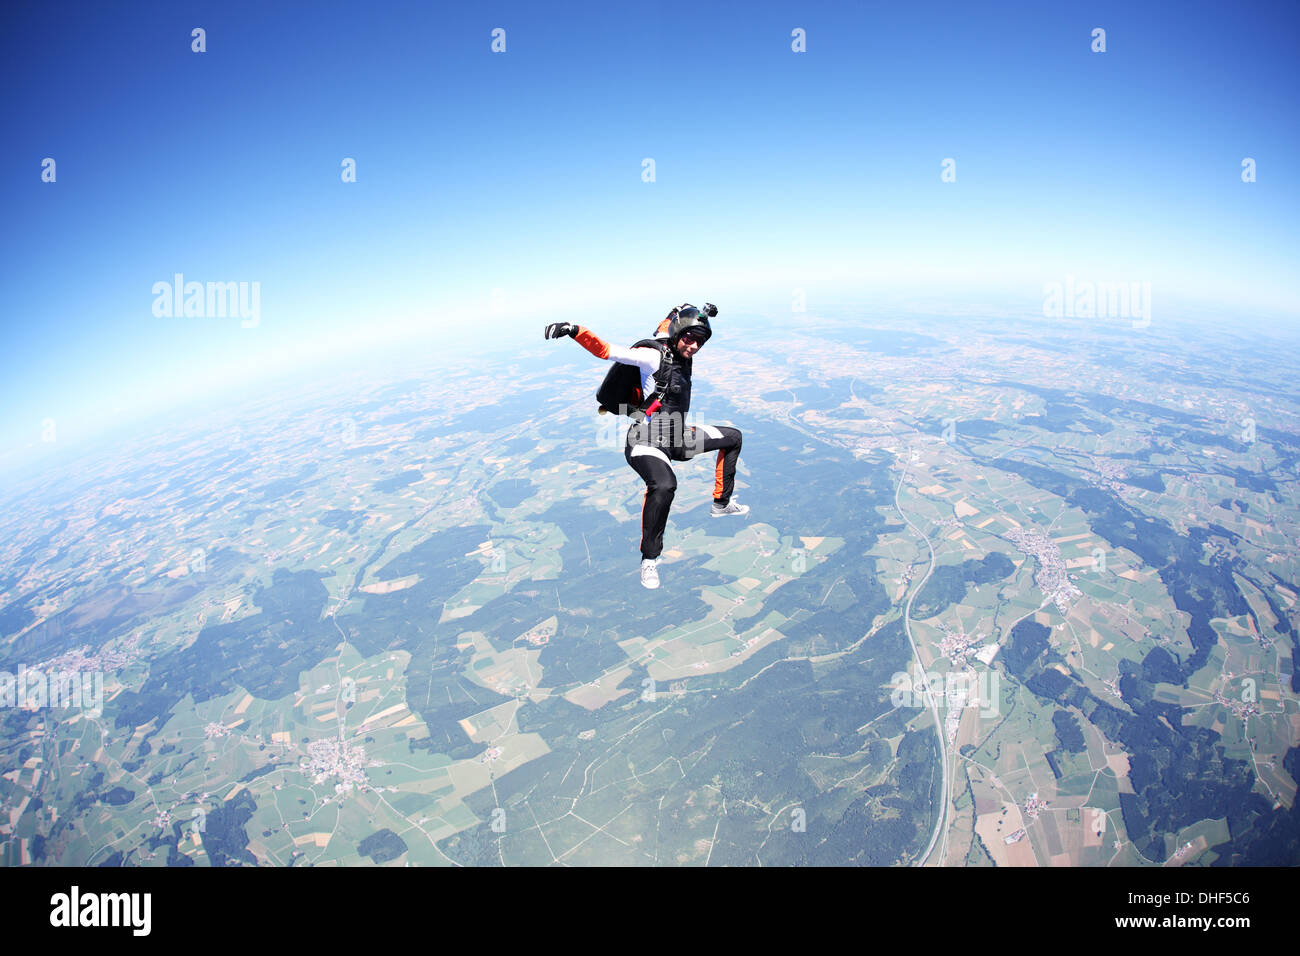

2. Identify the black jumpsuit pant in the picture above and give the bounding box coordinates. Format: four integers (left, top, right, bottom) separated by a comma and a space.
623, 412, 743, 560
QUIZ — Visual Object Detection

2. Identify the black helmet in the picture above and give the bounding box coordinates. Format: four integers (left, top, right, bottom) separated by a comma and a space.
666, 303, 712, 349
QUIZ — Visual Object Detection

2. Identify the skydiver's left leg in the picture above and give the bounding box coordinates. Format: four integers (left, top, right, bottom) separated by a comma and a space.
682, 425, 744, 508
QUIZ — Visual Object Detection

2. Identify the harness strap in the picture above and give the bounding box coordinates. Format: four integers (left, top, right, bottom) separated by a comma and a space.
632, 338, 672, 419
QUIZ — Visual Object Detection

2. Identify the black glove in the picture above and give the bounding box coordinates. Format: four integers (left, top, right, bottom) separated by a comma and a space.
544, 322, 578, 340
703, 302, 718, 318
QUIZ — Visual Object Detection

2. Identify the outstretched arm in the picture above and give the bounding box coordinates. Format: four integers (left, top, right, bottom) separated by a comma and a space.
574, 328, 662, 371
545, 324, 659, 373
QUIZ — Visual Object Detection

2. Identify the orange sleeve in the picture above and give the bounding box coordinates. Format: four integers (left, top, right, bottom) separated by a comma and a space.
573, 326, 610, 359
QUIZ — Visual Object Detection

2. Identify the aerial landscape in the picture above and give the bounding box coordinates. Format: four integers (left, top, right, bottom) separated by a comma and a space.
2, 307, 1297, 866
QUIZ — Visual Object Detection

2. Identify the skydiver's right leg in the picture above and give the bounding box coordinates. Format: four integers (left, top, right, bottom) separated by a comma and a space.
624, 440, 677, 560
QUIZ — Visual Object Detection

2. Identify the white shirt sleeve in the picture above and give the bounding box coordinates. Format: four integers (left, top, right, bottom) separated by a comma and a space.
604, 345, 661, 373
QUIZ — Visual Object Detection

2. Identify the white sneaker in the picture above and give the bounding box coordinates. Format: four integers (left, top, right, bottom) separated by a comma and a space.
710, 499, 750, 518
640, 559, 660, 589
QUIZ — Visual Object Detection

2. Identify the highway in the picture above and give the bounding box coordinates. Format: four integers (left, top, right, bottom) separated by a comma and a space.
893, 457, 948, 866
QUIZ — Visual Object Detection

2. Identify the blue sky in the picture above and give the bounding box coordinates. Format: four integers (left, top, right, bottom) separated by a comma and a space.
2, 0, 1297, 470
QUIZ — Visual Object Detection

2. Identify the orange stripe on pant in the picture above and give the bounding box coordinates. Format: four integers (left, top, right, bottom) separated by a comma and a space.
714, 450, 726, 499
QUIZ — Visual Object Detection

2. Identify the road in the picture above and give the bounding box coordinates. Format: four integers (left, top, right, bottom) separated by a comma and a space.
892, 457, 948, 866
